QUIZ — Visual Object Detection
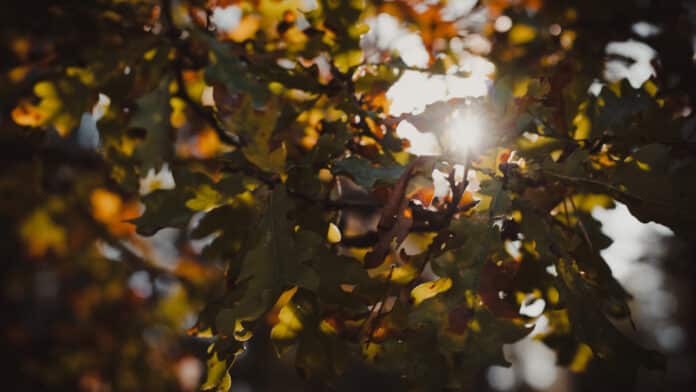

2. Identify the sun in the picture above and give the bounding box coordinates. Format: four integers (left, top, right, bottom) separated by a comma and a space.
443, 109, 485, 158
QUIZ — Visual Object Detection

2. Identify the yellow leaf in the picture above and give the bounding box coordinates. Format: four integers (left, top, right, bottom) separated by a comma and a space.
368, 257, 419, 283
362, 342, 381, 362
66, 66, 95, 86
636, 160, 651, 171
348, 22, 369, 38
11, 101, 48, 127
216, 373, 232, 392
13, 80, 81, 136
568, 343, 593, 372
233, 320, 253, 342
547, 287, 560, 304
193, 128, 222, 158
570, 193, 614, 212
560, 30, 576, 49
8, 65, 30, 82
201, 351, 229, 391
318, 168, 333, 183
468, 319, 481, 333
278, 305, 302, 331
227, 15, 261, 42
411, 278, 453, 305
143, 48, 158, 60
572, 110, 591, 141
643, 80, 658, 97
327, 222, 342, 244
90, 188, 122, 223
186, 184, 223, 211
319, 318, 338, 335
270, 304, 303, 341
333, 50, 363, 73
512, 78, 530, 97
19, 209, 68, 257
390, 264, 419, 284
508, 24, 537, 45
170, 97, 187, 128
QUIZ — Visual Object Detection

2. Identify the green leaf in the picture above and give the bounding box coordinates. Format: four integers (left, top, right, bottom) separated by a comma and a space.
131, 79, 174, 170
133, 172, 245, 236
215, 186, 319, 336
555, 257, 665, 381
477, 177, 512, 217
331, 156, 406, 188
131, 188, 192, 236
205, 36, 269, 109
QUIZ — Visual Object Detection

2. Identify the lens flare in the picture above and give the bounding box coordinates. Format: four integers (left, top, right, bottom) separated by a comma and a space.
444, 110, 484, 156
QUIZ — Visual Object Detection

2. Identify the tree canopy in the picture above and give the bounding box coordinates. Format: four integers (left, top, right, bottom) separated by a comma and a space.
2, 0, 695, 391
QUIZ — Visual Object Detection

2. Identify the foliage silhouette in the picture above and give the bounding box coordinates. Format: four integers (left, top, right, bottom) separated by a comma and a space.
2, 0, 696, 391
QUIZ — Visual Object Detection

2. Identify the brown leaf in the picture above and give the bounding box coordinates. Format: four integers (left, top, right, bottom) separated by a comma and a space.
479, 260, 521, 319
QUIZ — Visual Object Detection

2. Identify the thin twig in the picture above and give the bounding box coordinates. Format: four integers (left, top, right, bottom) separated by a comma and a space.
544, 171, 669, 207
569, 196, 593, 250
363, 264, 395, 347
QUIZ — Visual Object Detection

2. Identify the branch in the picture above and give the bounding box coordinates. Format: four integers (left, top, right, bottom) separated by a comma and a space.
543, 171, 669, 207
286, 187, 382, 209
161, 0, 244, 148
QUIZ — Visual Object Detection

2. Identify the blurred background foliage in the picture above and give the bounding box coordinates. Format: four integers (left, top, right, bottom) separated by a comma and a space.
1, 0, 696, 391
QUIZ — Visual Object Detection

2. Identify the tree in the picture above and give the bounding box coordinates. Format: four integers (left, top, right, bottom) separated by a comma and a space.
1, 0, 695, 391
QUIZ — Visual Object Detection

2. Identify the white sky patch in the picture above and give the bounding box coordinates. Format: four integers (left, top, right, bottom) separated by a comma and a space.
139, 227, 182, 268
201, 85, 215, 107
387, 71, 448, 115
593, 202, 672, 281
93, 93, 110, 121
139, 163, 176, 195
494, 15, 512, 33
459, 51, 496, 76
487, 366, 516, 391
490, 313, 561, 391
76, 93, 110, 150
276, 58, 296, 69
387, 52, 492, 156
431, 169, 450, 200
516, 339, 558, 389
210, 6, 242, 33
462, 33, 492, 54
632, 21, 661, 38
593, 202, 678, 331
176, 356, 204, 392
454, 4, 488, 32
440, 0, 477, 22
604, 39, 657, 88
396, 121, 442, 156
656, 324, 687, 353
128, 270, 153, 298
588, 79, 604, 96
519, 297, 546, 318
505, 239, 522, 260
300, 0, 318, 12
393, 34, 430, 68
188, 212, 220, 255
387, 70, 489, 116
362, 13, 430, 68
